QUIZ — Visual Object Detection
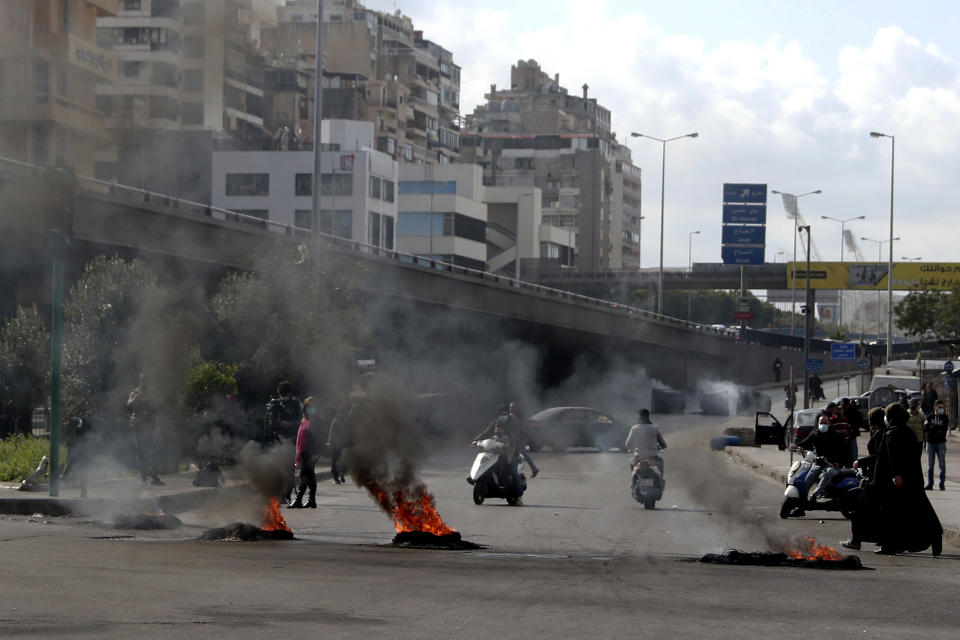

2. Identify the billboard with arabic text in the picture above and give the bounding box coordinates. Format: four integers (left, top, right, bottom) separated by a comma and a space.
786, 262, 960, 291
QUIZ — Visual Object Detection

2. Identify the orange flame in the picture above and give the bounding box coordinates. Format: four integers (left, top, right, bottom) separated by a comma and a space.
263, 497, 291, 532
789, 536, 844, 561
366, 480, 456, 535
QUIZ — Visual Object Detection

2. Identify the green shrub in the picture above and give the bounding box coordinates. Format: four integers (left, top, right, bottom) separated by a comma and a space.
0, 435, 67, 482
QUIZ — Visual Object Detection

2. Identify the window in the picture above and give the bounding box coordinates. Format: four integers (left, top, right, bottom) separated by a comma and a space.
233, 209, 269, 228
382, 179, 394, 203
33, 59, 49, 93
369, 175, 381, 199
33, 125, 48, 164
404, 144, 413, 161
320, 173, 352, 196
397, 212, 447, 236
183, 3, 205, 24
124, 0, 141, 9
398, 181, 456, 195
183, 69, 203, 92
184, 36, 204, 59
182, 102, 203, 124
295, 173, 312, 196
122, 61, 139, 78
149, 95, 178, 120
295, 209, 312, 229
334, 211, 352, 238
369, 212, 381, 247
226, 173, 269, 196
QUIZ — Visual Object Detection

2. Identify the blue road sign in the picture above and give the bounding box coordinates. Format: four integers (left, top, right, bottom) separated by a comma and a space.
723, 183, 767, 204
722, 225, 766, 245
805, 357, 824, 372
721, 245, 765, 265
945, 361, 954, 373
722, 204, 767, 224
857, 357, 870, 371
831, 343, 856, 361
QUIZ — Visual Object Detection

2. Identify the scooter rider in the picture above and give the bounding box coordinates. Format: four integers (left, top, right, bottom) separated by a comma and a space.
473, 409, 521, 491
625, 409, 667, 476
794, 416, 853, 503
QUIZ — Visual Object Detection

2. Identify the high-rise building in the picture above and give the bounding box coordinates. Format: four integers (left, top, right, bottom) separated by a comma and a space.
461, 59, 641, 271
0, 0, 119, 176
261, 0, 461, 165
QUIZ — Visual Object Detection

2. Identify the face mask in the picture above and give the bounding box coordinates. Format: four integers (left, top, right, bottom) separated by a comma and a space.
818, 423, 829, 433
306, 406, 316, 416
883, 416, 890, 427
937, 409, 945, 415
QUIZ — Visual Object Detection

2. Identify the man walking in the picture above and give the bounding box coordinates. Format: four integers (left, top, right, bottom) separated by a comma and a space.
924, 400, 949, 491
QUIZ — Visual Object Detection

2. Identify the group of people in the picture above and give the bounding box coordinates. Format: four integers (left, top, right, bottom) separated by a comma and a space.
264, 381, 353, 510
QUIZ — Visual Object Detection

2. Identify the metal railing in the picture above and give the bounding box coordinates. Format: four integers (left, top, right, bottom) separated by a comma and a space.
0, 154, 777, 343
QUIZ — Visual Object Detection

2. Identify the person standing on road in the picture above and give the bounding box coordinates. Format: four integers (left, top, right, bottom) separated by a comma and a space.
842, 407, 888, 550
923, 400, 949, 491
625, 409, 667, 477
126, 373, 164, 486
773, 357, 783, 383
907, 400, 926, 457
327, 401, 353, 484
507, 402, 539, 478
289, 397, 319, 508
784, 383, 798, 412
920, 383, 938, 416
872, 403, 942, 556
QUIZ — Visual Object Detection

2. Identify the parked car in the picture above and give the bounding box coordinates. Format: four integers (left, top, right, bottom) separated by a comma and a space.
527, 407, 629, 452
792, 408, 822, 442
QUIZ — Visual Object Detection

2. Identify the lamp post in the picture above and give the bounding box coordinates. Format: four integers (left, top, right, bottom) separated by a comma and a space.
870, 131, 895, 363
820, 214, 865, 329
310, 0, 325, 236
799, 224, 812, 409
772, 189, 821, 336
687, 230, 700, 320
631, 131, 698, 316
861, 236, 900, 347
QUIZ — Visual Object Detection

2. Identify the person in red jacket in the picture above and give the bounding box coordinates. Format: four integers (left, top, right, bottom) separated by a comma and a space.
289, 397, 319, 508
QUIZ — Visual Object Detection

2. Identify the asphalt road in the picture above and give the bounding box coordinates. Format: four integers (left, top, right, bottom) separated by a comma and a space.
2, 415, 959, 639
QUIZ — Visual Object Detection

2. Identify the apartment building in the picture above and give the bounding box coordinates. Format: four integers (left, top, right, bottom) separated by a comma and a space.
212, 119, 397, 249
461, 59, 641, 272
261, 0, 460, 165
94, 0, 267, 201
0, 0, 119, 176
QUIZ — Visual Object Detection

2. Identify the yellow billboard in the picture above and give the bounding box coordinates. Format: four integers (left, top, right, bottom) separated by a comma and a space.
786, 262, 960, 291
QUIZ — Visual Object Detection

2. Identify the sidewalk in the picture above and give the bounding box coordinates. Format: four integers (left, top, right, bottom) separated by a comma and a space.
725, 415, 960, 546
0, 458, 333, 517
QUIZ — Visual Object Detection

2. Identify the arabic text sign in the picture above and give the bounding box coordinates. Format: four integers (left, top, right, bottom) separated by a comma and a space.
785, 262, 960, 291
722, 183, 767, 203
722, 245, 765, 265
722, 225, 766, 245
722, 204, 767, 224
830, 343, 856, 361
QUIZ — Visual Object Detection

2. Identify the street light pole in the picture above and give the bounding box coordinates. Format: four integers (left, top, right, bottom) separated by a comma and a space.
687, 229, 700, 320
772, 189, 821, 336
870, 131, 895, 363
631, 131, 698, 316
799, 225, 812, 409
310, 0, 325, 236
820, 214, 865, 329
861, 235, 900, 350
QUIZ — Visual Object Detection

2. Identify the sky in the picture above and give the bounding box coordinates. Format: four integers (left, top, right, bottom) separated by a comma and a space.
350, 0, 960, 269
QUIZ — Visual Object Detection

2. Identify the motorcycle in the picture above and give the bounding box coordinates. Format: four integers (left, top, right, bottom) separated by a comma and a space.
467, 438, 526, 506
630, 453, 664, 509
780, 450, 862, 519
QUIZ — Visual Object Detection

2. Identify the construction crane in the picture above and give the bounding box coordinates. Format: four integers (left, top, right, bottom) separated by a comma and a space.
776, 193, 822, 261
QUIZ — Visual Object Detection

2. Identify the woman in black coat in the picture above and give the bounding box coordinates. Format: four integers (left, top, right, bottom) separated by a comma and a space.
871, 403, 942, 556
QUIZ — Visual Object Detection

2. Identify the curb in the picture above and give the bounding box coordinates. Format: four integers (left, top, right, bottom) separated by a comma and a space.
723, 447, 960, 548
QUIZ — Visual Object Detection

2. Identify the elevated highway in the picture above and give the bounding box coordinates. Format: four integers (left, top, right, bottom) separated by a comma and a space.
0, 157, 852, 390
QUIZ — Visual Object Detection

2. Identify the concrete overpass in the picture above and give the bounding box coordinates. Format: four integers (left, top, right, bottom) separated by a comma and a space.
0, 156, 851, 391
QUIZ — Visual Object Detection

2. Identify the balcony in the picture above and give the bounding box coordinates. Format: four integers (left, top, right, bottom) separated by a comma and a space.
0, 93, 106, 137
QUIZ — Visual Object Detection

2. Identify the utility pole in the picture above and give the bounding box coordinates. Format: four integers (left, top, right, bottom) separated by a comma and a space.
800, 225, 812, 409
310, 0, 325, 236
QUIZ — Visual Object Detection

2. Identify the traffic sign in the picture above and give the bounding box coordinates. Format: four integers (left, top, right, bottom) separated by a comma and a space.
805, 357, 824, 372
722, 225, 766, 245
945, 361, 954, 373
830, 343, 856, 361
723, 183, 767, 203
722, 204, 767, 225
857, 357, 870, 372
722, 245, 765, 266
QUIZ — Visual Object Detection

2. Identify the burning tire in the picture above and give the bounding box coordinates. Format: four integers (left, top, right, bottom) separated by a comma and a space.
472, 484, 485, 505
780, 497, 799, 519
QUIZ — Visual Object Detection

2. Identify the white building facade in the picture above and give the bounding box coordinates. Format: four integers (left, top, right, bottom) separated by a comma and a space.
211, 120, 398, 248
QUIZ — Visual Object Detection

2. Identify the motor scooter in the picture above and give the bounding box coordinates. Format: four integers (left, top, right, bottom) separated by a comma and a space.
630, 453, 664, 509
467, 438, 526, 506
780, 450, 862, 519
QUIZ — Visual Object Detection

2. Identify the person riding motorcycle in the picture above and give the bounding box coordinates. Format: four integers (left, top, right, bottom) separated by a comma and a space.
794, 416, 853, 504
624, 409, 667, 476
473, 409, 522, 491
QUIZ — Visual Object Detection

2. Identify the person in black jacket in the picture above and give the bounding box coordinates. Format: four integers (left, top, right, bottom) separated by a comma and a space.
923, 400, 949, 491
795, 416, 851, 502
872, 403, 942, 555
842, 407, 887, 550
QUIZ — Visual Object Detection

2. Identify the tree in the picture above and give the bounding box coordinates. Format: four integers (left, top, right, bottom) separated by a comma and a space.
210, 245, 368, 405
0, 305, 50, 434
894, 286, 960, 342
